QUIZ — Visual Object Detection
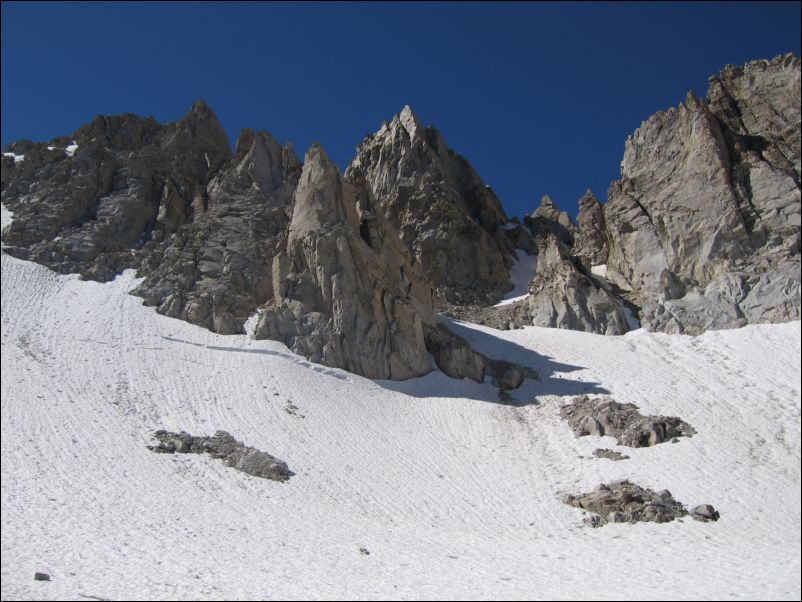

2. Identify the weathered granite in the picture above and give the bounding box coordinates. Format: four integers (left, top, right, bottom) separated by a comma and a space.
345, 105, 517, 306
149, 429, 292, 482
604, 54, 800, 334
561, 395, 695, 447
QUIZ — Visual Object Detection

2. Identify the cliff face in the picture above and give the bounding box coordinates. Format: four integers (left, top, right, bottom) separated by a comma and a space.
444, 54, 799, 336
1, 101, 232, 283
603, 54, 800, 333
132, 129, 302, 334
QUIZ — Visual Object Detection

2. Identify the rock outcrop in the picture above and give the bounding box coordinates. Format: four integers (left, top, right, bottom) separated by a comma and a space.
149, 430, 292, 482
345, 105, 517, 306
524, 194, 576, 247
526, 235, 632, 334
573, 189, 608, 267
562, 480, 715, 527
510, 54, 799, 337
1, 105, 307, 336
1, 103, 541, 384
592, 448, 629, 461
133, 129, 302, 334
603, 54, 801, 334
561, 395, 695, 447
3, 54, 798, 376
2, 101, 232, 282
252, 143, 437, 380
424, 322, 538, 393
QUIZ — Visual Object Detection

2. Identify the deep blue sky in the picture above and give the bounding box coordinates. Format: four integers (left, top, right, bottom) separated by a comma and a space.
2, 2, 800, 218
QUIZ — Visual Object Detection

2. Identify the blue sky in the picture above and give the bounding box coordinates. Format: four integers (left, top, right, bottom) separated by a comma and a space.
2, 1, 800, 218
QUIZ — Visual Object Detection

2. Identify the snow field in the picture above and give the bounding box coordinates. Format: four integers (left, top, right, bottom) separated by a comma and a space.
1, 253, 800, 600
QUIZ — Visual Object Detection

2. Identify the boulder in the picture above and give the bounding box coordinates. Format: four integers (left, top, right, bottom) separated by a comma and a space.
691, 504, 721, 522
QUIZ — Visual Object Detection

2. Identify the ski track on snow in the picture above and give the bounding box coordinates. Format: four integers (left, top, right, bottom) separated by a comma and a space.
1, 253, 800, 600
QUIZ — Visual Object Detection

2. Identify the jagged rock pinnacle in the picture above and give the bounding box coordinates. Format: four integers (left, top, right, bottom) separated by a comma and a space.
398, 104, 423, 139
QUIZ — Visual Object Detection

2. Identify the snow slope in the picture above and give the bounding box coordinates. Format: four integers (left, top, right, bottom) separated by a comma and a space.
1, 252, 800, 601
495, 250, 538, 306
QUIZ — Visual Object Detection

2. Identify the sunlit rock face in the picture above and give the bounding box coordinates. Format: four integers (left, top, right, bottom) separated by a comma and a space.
345, 105, 517, 307
253, 143, 437, 380
602, 54, 800, 334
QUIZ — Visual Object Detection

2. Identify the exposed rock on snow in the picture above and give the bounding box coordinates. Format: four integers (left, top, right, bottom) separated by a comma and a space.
439, 297, 531, 331
592, 448, 629, 461
148, 430, 292, 482
345, 105, 517, 306
423, 322, 538, 391
561, 395, 695, 447
691, 504, 721, 522
563, 480, 699, 527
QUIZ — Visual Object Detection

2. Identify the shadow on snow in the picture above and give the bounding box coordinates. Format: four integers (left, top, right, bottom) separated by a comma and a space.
161, 317, 608, 405
376, 318, 609, 405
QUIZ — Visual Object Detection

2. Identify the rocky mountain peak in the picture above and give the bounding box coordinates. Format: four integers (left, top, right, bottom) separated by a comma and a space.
164, 100, 232, 173
683, 89, 704, 110
288, 143, 359, 243
524, 194, 576, 247
574, 189, 608, 267
190, 98, 210, 112
235, 128, 257, 155
229, 129, 299, 197
345, 107, 516, 306
578, 189, 599, 209
397, 104, 423, 140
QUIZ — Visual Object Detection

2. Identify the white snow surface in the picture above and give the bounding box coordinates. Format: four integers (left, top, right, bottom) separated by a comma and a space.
44, 143, 79, 156
1, 252, 800, 601
2, 152, 25, 164
495, 250, 538, 306
1, 203, 13, 231
591, 264, 608, 278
